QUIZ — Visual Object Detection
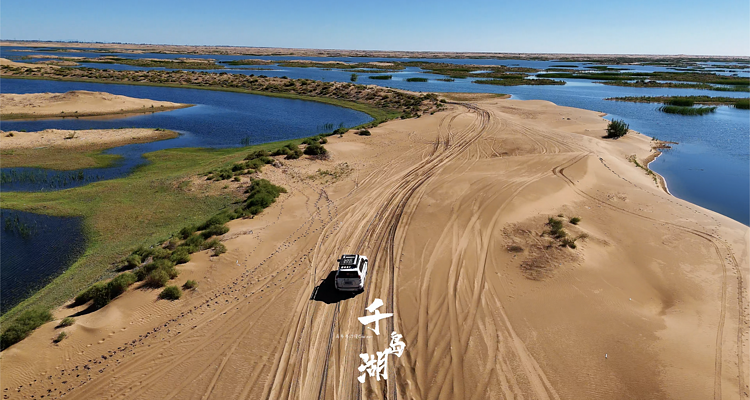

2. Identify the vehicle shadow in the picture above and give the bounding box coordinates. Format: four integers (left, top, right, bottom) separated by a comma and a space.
311, 271, 362, 304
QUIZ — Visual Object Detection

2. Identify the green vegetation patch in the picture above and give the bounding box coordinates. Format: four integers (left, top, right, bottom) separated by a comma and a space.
605, 95, 749, 107
159, 286, 182, 300
606, 119, 629, 138
658, 105, 717, 115
0, 308, 53, 350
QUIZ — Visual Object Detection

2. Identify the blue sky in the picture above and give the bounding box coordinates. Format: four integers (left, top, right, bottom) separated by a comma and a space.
2, 0, 749, 56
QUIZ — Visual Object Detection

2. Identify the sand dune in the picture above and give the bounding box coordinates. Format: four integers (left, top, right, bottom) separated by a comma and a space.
1, 99, 746, 400
0, 89, 191, 120
0, 128, 178, 150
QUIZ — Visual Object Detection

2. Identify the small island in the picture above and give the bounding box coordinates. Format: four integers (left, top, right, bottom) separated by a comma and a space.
0, 90, 192, 120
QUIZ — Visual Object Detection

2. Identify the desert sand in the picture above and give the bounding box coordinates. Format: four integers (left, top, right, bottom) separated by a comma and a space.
0, 90, 191, 120
1, 99, 747, 400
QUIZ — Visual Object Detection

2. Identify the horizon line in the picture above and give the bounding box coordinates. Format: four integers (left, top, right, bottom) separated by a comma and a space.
2, 39, 748, 59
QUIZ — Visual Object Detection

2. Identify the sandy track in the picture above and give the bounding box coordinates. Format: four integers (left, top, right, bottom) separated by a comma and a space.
1, 99, 747, 400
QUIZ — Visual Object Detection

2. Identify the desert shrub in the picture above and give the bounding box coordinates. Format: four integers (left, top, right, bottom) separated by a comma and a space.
58, 317, 75, 328
358, 129, 371, 136
108, 272, 137, 298
243, 179, 287, 215
271, 147, 290, 156
333, 127, 347, 136
133, 245, 154, 259
198, 214, 232, 230
561, 237, 577, 249
159, 286, 182, 300
303, 143, 327, 156
1, 308, 53, 350
213, 243, 227, 256
202, 238, 220, 250
570, 217, 581, 225
201, 224, 229, 239
507, 245, 524, 253
145, 269, 170, 288
53, 331, 68, 343
184, 233, 206, 250
605, 119, 629, 138
165, 237, 180, 250
302, 138, 316, 145
319, 137, 328, 144
150, 247, 171, 260
125, 254, 142, 269
285, 148, 303, 159
547, 217, 564, 232
170, 247, 191, 264
179, 225, 197, 239
245, 149, 269, 160
135, 259, 175, 281
73, 282, 107, 306
183, 280, 198, 289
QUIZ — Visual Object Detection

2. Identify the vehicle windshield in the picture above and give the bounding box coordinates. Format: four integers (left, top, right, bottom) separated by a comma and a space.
337, 271, 359, 279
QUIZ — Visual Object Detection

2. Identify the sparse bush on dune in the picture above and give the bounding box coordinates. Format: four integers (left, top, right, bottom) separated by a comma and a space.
170, 247, 191, 264
242, 179, 287, 215
303, 143, 327, 156
605, 119, 629, 138
183, 280, 198, 289
58, 317, 75, 328
0, 308, 53, 350
159, 286, 182, 300
358, 129, 371, 136
570, 217, 581, 225
213, 243, 227, 256
53, 331, 68, 343
201, 224, 229, 239
145, 269, 170, 288
108, 272, 137, 298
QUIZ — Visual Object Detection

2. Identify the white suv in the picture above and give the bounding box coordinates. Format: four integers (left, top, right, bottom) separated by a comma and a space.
334, 254, 368, 291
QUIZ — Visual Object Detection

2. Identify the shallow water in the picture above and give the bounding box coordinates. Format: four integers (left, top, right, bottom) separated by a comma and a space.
0, 209, 86, 313
0, 79, 373, 191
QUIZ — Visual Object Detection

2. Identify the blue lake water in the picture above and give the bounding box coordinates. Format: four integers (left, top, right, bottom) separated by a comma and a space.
0, 79, 373, 191
0, 209, 86, 313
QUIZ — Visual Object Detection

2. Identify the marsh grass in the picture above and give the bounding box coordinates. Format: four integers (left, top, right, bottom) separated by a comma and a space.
405, 77, 428, 82
659, 105, 717, 115
734, 99, 750, 109
368, 75, 392, 80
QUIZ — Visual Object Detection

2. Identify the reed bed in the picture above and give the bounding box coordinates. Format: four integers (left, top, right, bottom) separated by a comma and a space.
658, 105, 717, 115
